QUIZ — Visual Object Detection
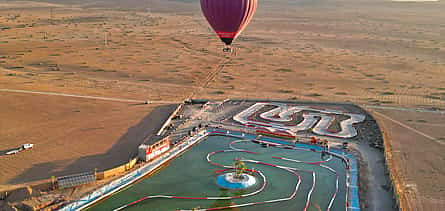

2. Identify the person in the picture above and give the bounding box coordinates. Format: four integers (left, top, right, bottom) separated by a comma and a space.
322, 139, 329, 150
321, 149, 326, 159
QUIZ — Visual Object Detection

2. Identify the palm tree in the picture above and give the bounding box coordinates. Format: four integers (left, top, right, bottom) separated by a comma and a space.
234, 160, 246, 179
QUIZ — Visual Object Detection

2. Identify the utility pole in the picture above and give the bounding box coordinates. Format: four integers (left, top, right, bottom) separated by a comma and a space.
104, 31, 108, 47
146, 0, 151, 14
40, 32, 48, 40
49, 7, 53, 25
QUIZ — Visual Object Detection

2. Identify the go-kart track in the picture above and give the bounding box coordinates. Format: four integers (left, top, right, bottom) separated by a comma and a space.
86, 102, 364, 211
234, 103, 366, 138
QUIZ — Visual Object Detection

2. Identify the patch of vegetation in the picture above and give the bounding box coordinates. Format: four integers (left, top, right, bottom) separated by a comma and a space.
277, 90, 293, 93
49, 54, 61, 56
222, 75, 234, 80
430, 92, 445, 96
424, 95, 441, 100
6, 66, 24, 69
5, 73, 16, 76
209, 90, 225, 95
335, 92, 347, 95
380, 100, 393, 104
273, 68, 293, 72
305, 93, 322, 97
416, 119, 427, 123
198, 48, 209, 53
367, 99, 393, 104
91, 69, 115, 72
380, 92, 394, 95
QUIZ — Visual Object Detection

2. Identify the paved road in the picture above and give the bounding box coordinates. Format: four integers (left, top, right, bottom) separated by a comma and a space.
362, 105, 445, 114
0, 88, 180, 104
352, 142, 396, 211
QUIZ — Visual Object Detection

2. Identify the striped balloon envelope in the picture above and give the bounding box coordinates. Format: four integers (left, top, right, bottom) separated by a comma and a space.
201, 0, 258, 46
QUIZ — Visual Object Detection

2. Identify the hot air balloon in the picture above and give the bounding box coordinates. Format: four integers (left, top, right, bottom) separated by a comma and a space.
201, 0, 258, 52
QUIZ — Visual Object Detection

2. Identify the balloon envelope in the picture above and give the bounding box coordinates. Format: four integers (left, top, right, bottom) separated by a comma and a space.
201, 0, 258, 45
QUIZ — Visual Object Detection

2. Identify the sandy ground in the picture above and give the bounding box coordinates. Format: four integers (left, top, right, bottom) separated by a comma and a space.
0, 92, 177, 188
369, 109, 445, 210
0, 91, 165, 187
0, 0, 444, 209
0, 1, 444, 109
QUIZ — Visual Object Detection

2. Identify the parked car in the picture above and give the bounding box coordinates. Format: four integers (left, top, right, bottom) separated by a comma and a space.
22, 143, 34, 150
6, 149, 20, 155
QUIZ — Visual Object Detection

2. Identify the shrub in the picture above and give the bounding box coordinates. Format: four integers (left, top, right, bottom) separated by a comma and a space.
209, 91, 224, 95
380, 92, 394, 95
273, 68, 293, 72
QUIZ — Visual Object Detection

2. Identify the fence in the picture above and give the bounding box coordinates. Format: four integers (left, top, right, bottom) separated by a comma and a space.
380, 121, 405, 210
96, 158, 137, 180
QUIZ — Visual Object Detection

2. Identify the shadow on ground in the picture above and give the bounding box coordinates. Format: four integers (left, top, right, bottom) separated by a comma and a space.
8, 104, 178, 184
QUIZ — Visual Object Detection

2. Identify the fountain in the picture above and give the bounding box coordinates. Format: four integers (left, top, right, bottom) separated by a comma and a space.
216, 160, 256, 189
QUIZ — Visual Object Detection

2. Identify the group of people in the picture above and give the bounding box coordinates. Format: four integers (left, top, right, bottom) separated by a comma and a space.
309, 137, 329, 158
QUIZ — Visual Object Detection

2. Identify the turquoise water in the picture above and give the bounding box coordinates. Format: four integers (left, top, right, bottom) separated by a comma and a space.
90, 136, 347, 211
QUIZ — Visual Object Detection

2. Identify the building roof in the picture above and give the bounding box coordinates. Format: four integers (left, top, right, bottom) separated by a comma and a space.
143, 135, 168, 146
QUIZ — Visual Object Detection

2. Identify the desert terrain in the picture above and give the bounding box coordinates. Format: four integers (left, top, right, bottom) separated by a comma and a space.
0, 0, 444, 210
